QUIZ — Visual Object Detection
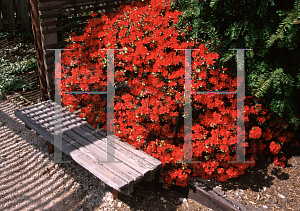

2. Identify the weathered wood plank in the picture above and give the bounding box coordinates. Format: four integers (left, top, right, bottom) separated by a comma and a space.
38, 0, 109, 12
18, 0, 30, 28
45, 100, 162, 181
39, 3, 122, 19
0, 6, 2, 30
1, 0, 16, 29
42, 22, 86, 35
41, 15, 90, 27
44, 41, 68, 51
16, 103, 134, 194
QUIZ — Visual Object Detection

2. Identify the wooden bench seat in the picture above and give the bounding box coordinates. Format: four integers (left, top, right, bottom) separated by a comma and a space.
14, 100, 162, 197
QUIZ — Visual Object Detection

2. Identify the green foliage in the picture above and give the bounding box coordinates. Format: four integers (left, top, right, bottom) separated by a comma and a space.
268, 0, 300, 47
0, 57, 38, 92
0, 30, 38, 92
172, 0, 300, 130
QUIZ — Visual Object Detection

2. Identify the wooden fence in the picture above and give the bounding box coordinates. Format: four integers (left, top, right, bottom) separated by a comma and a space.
29, 0, 133, 101
0, 0, 31, 30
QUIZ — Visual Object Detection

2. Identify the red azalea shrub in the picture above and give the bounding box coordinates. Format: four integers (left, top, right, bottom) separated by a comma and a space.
60, 0, 297, 188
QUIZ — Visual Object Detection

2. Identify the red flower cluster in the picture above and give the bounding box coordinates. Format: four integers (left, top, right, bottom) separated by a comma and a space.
269, 141, 281, 154
60, 0, 296, 188
249, 126, 262, 139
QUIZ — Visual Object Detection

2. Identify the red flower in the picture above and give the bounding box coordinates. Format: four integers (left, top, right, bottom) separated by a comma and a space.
91, 12, 98, 17
273, 156, 286, 167
249, 126, 262, 139
269, 141, 281, 154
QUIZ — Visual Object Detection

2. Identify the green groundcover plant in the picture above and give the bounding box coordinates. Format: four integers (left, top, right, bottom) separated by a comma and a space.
60, 0, 299, 188
0, 30, 39, 92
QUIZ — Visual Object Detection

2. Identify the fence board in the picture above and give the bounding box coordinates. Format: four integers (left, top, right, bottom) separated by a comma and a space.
0, 5, 2, 29
1, 0, 16, 29
0, 0, 30, 29
18, 0, 30, 28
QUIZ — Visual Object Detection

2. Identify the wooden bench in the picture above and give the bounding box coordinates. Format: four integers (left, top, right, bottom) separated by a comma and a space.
14, 100, 162, 199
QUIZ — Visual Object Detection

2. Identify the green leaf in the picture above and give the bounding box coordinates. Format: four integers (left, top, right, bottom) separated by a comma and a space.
209, 0, 219, 8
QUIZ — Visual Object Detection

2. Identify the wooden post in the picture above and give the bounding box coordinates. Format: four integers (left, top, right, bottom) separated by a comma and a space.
113, 189, 119, 200
38, 1, 58, 102
29, 0, 49, 101
47, 141, 53, 154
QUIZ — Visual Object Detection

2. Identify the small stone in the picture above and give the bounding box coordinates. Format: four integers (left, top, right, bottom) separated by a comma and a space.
84, 185, 89, 191
118, 202, 122, 207
263, 205, 268, 209
272, 196, 278, 204
278, 193, 285, 199
263, 187, 266, 191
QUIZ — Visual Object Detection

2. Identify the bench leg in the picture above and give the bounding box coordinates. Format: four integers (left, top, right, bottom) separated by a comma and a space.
113, 189, 122, 200
47, 141, 53, 154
